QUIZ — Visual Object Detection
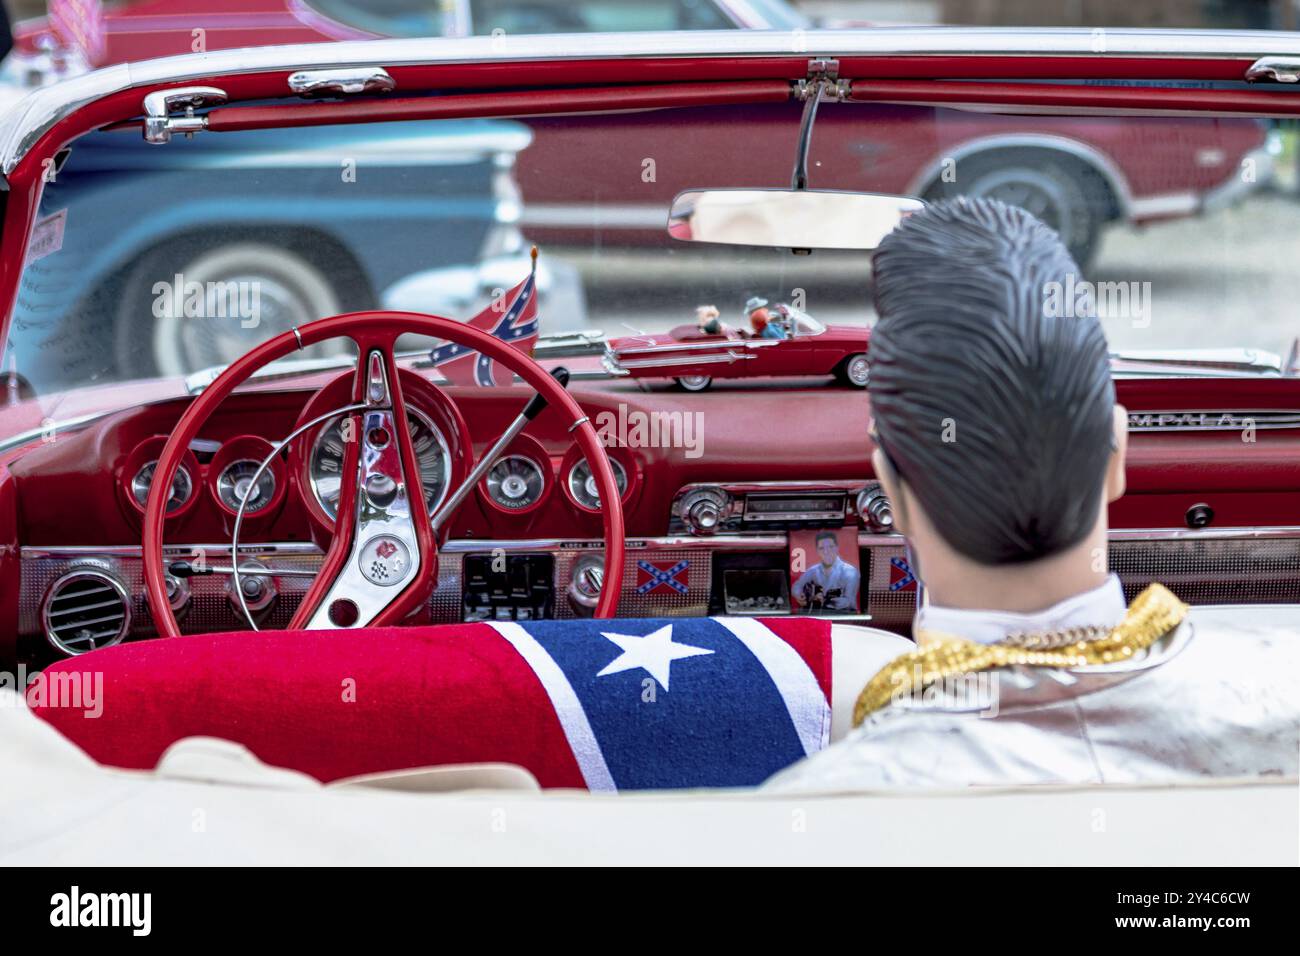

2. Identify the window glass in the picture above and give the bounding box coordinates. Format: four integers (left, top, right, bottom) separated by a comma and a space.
470, 0, 737, 34
9, 96, 1300, 421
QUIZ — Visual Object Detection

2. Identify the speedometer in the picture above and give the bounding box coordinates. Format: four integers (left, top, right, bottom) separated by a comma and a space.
309, 408, 451, 519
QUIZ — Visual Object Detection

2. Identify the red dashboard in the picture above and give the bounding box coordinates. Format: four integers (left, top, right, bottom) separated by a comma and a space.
2, 366, 1299, 667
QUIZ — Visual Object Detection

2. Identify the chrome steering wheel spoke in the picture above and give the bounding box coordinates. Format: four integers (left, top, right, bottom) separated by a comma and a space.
296, 348, 429, 629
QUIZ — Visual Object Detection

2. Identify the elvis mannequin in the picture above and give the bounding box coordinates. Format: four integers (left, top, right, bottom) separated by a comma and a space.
766, 196, 1300, 790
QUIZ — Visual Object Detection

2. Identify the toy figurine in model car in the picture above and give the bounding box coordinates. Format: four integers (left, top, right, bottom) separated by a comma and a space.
604, 295, 870, 392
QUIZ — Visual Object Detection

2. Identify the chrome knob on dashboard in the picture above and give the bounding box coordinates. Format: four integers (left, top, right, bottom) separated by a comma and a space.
857, 486, 894, 533
567, 554, 606, 615
227, 560, 277, 613
681, 487, 730, 535
164, 573, 191, 615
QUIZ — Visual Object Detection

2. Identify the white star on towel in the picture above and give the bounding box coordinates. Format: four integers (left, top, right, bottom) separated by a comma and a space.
597, 624, 714, 691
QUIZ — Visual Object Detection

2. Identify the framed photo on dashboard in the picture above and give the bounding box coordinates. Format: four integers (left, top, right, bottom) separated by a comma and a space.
788, 527, 861, 615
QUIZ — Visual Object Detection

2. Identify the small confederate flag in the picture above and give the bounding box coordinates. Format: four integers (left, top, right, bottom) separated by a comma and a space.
888, 555, 917, 592
636, 559, 689, 596
428, 251, 539, 386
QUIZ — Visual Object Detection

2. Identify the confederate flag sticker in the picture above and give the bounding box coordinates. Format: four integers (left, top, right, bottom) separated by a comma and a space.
636, 559, 690, 596
888, 555, 917, 592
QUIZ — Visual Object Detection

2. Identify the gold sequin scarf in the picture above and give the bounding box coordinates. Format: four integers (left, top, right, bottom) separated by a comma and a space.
852, 583, 1190, 727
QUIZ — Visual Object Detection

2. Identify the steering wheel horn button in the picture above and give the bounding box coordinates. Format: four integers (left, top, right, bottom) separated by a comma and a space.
358, 534, 412, 586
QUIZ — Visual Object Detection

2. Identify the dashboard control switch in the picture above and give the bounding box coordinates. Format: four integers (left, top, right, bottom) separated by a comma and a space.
1186, 502, 1215, 529
567, 554, 606, 615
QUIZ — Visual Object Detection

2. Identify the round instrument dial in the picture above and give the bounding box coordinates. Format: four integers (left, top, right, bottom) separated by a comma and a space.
567, 457, 627, 511
485, 455, 547, 511
131, 461, 193, 514
216, 459, 277, 515
309, 408, 451, 519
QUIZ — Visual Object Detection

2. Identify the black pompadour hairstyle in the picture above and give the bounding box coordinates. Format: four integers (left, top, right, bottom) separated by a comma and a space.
867, 196, 1116, 565
814, 531, 838, 546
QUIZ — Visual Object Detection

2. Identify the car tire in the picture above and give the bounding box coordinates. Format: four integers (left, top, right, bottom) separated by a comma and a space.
113, 236, 372, 378
836, 353, 870, 388
676, 375, 713, 392
925, 154, 1102, 271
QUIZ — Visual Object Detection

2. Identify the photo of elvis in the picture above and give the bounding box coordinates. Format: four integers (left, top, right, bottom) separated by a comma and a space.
792, 530, 861, 613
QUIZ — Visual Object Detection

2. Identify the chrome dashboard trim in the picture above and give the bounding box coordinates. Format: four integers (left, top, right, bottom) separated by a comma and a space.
0, 412, 118, 454
20, 527, 1300, 648
21, 543, 326, 559
19, 535, 792, 562
1107, 525, 1300, 541
7, 29, 1300, 176
26, 525, 1300, 565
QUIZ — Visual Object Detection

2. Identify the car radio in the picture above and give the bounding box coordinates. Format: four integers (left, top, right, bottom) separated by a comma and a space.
671, 481, 890, 535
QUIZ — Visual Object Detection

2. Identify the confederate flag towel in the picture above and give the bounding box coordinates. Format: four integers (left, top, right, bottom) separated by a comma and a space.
32, 617, 832, 791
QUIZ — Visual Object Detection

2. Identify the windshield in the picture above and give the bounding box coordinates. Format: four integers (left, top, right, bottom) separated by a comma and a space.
5, 95, 1299, 425
304, 0, 746, 36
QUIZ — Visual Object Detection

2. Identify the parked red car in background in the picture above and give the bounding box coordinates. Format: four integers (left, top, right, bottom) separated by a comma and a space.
3, 0, 1277, 268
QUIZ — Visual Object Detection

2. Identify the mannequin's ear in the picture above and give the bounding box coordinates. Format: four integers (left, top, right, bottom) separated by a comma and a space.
872, 447, 908, 534
1106, 404, 1128, 503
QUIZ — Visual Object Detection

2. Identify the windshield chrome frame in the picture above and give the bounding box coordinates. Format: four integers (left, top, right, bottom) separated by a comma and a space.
5, 27, 1300, 179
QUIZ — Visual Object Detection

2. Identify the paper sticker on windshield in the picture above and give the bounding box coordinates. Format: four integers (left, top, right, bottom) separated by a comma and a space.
27, 209, 67, 263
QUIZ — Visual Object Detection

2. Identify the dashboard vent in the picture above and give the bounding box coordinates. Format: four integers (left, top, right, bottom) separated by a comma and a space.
42, 570, 132, 656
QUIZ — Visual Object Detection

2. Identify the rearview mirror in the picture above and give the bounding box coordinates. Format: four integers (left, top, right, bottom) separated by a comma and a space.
667, 189, 925, 251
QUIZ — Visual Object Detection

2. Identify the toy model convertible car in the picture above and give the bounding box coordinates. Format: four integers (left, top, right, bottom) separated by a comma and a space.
603, 307, 869, 391
0, 27, 1297, 869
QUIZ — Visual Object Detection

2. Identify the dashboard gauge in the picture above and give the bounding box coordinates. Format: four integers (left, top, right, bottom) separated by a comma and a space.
131, 461, 193, 513
310, 408, 451, 520
215, 459, 276, 515
485, 455, 546, 512
567, 457, 628, 512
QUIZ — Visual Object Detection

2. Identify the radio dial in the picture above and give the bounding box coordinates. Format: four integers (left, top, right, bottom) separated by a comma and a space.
857, 487, 894, 533
681, 487, 730, 535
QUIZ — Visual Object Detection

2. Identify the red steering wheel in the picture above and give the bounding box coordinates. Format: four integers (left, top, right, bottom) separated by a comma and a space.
142, 312, 626, 638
